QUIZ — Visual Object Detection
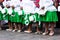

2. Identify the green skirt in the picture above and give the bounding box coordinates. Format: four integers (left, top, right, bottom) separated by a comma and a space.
22, 13, 40, 25
28, 13, 39, 22
34, 13, 40, 22
9, 9, 15, 22
3, 14, 9, 20
9, 15, 13, 22
21, 13, 40, 25
21, 14, 30, 25
0, 11, 3, 20
10, 10, 25, 23
19, 10, 25, 23
40, 11, 58, 22
3, 8, 9, 20
10, 12, 20, 23
14, 12, 20, 23
19, 10, 30, 24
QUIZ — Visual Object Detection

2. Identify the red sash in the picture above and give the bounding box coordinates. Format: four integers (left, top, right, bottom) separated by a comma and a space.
34, 0, 40, 8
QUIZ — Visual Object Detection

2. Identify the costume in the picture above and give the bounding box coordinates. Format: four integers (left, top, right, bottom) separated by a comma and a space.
0, 6, 3, 20
22, 0, 36, 25
39, 0, 58, 22
0, 1, 4, 20
14, 0, 24, 23
3, 0, 11, 20
39, 0, 58, 36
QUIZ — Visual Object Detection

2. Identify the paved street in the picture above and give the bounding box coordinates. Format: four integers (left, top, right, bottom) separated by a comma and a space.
0, 28, 60, 40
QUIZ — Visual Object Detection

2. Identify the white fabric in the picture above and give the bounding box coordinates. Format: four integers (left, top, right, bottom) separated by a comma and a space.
3, 0, 11, 7
10, 0, 21, 7
47, 6, 57, 11
0, 6, 2, 11
58, 6, 60, 12
39, 21, 41, 25
39, 0, 57, 11
14, 0, 20, 7
14, 7, 22, 15
25, 20, 29, 26
10, 0, 16, 6
22, 0, 35, 14
29, 15, 34, 21
18, 10, 22, 15
3, 0, 7, 7
34, 8, 39, 13
29, 15, 36, 22
39, 0, 44, 9
13, 0, 23, 15
7, 8, 12, 15
1, 8, 6, 14
37, 9, 47, 15
24, 15, 28, 20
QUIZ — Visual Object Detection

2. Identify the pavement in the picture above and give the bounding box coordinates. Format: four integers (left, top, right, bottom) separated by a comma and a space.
0, 28, 60, 40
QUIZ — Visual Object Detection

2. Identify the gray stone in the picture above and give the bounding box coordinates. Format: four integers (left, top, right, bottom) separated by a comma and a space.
0, 28, 60, 40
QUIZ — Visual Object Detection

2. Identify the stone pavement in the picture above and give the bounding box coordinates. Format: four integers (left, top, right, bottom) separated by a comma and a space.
0, 28, 60, 40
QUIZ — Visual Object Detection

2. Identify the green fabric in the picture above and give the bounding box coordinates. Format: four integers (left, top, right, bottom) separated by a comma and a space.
34, 13, 40, 22
0, 11, 3, 20
3, 9, 9, 20
40, 11, 58, 22
10, 9, 16, 22
21, 14, 29, 25
19, 10, 25, 23
10, 9, 25, 23
28, 13, 39, 22
9, 15, 12, 22
14, 12, 20, 22
22, 13, 40, 25
22, 10, 24, 15
19, 10, 30, 24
